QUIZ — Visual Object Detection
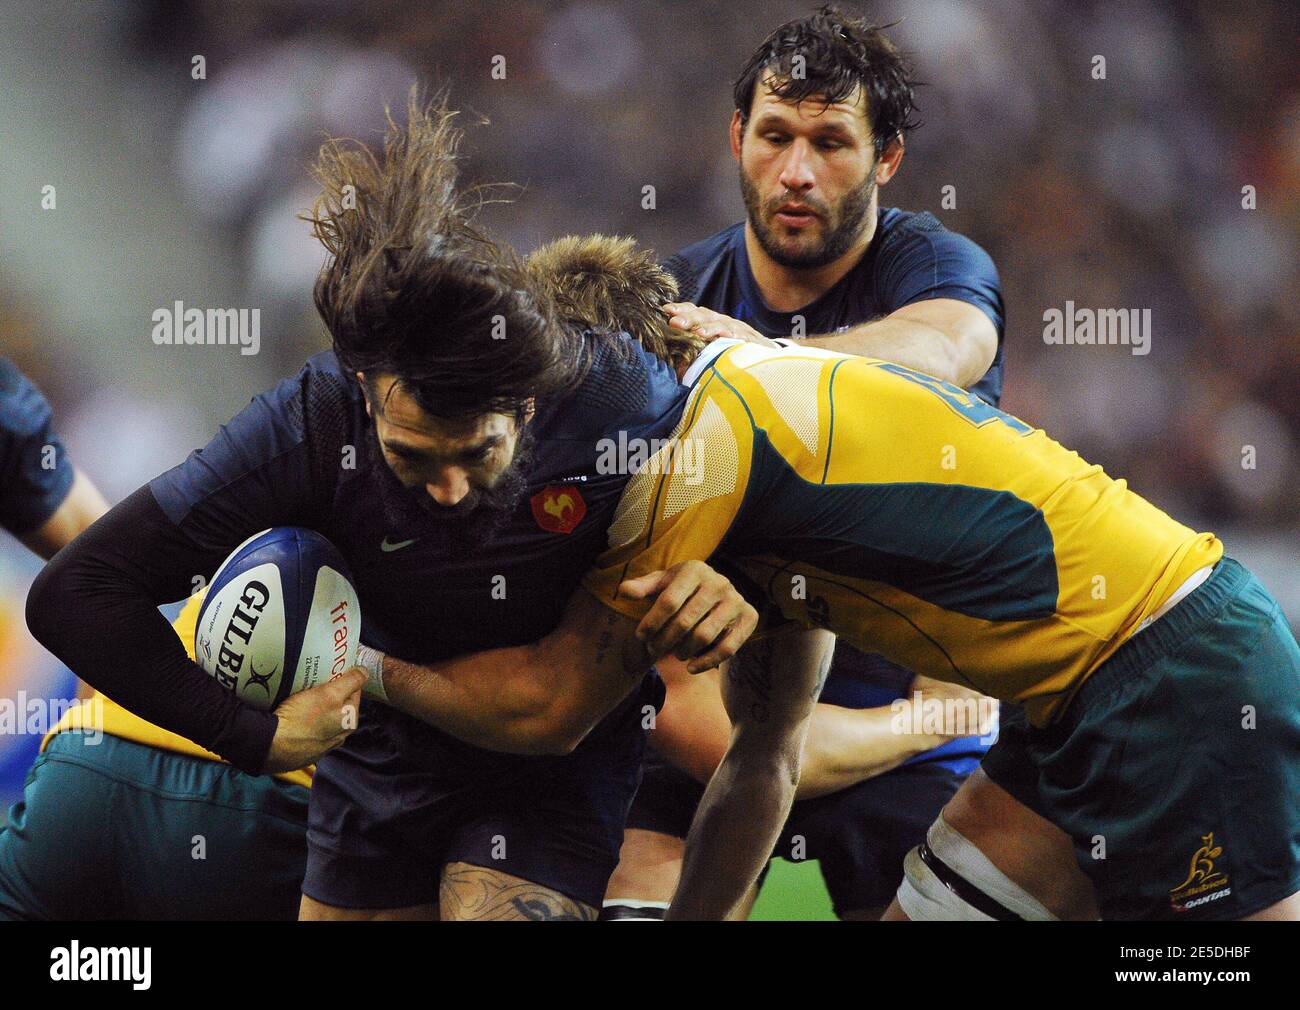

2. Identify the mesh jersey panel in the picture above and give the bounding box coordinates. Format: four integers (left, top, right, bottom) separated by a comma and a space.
291, 365, 355, 519
661, 254, 701, 304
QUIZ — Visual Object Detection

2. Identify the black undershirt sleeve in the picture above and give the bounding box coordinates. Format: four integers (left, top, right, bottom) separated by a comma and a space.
26, 485, 279, 774
24, 361, 352, 774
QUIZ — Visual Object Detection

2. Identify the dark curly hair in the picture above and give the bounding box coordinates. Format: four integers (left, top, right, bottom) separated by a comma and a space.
306, 88, 578, 421
733, 5, 921, 156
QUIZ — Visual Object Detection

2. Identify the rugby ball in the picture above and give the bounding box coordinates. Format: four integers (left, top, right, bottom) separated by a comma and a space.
194, 528, 361, 710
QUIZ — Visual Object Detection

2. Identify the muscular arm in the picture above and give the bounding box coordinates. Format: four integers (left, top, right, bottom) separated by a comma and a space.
26, 486, 280, 772
381, 590, 650, 756
652, 641, 948, 801
797, 703, 946, 798
802, 298, 997, 388
666, 628, 832, 921
377, 561, 757, 756
663, 298, 996, 388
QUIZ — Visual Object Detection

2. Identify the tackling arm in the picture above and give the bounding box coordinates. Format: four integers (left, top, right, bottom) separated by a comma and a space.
802, 299, 997, 388
666, 627, 832, 920
373, 561, 758, 756
653, 646, 953, 801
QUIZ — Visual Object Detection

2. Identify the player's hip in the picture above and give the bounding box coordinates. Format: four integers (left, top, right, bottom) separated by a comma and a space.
0, 732, 308, 919
982, 557, 1300, 919
303, 676, 662, 910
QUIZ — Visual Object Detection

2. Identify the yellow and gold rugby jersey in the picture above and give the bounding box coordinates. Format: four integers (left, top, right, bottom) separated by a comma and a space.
583, 342, 1222, 726
41, 591, 313, 789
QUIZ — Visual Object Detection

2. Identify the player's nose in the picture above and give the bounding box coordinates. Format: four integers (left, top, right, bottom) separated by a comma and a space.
425, 467, 471, 507
777, 139, 817, 191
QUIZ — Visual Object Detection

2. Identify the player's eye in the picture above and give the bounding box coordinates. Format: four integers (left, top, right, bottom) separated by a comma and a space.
763, 132, 789, 145
817, 139, 844, 151
384, 449, 425, 475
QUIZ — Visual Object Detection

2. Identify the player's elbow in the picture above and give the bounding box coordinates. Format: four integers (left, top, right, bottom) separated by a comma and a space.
535, 725, 586, 756
729, 727, 803, 793
536, 675, 644, 755
25, 549, 73, 652
498, 712, 587, 756
533, 699, 605, 755
485, 684, 569, 755
951, 326, 998, 389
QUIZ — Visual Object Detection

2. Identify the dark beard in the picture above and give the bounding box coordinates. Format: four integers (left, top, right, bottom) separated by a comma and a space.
740, 167, 875, 269
362, 421, 536, 554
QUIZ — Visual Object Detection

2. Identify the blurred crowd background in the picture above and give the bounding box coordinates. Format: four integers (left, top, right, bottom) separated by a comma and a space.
1, 1, 1297, 796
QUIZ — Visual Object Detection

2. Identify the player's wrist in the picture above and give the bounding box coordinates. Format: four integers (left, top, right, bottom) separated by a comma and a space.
355, 644, 388, 701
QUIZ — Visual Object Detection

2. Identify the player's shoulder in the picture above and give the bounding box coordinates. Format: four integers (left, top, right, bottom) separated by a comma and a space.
693, 340, 850, 399
149, 351, 361, 523
661, 222, 745, 301
540, 329, 683, 432
873, 206, 993, 275
699, 342, 895, 423
289, 350, 359, 406
716, 340, 848, 371
873, 206, 988, 259
252, 350, 363, 437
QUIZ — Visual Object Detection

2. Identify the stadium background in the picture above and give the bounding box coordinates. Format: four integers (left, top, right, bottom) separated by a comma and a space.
0, 0, 1295, 919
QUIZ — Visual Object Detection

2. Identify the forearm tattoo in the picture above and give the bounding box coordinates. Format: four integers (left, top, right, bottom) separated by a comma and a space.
592, 607, 620, 668
727, 636, 776, 723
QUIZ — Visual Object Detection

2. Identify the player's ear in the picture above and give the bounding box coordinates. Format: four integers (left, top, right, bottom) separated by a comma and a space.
875, 135, 904, 185
356, 372, 371, 417
729, 110, 744, 162
520, 398, 536, 427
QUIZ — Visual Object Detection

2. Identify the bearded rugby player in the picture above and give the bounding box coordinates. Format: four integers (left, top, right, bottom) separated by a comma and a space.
358, 233, 1300, 922
607, 7, 1005, 920
25, 96, 755, 922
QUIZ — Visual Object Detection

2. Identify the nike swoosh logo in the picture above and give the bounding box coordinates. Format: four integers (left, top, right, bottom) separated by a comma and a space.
380, 537, 417, 552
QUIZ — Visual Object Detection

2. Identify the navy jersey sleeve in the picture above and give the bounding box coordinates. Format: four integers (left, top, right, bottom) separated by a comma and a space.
26, 358, 351, 773
875, 220, 1005, 337
148, 365, 338, 553
874, 217, 1006, 404
0, 359, 76, 535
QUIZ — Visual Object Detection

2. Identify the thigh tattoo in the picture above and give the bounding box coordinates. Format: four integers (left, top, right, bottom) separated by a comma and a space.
439, 862, 597, 921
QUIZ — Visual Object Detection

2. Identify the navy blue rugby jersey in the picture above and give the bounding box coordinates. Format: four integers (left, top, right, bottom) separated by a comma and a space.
0, 358, 75, 535
665, 209, 1005, 772
150, 336, 689, 663
664, 207, 1005, 406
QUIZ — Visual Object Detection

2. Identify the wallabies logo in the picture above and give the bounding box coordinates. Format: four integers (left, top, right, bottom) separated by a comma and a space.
1169, 832, 1232, 912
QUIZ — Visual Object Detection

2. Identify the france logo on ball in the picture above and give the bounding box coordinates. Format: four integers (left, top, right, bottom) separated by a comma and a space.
195, 528, 361, 710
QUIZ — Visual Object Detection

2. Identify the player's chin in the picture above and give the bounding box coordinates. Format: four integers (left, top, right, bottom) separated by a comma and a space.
779, 247, 830, 271
770, 229, 827, 260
